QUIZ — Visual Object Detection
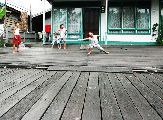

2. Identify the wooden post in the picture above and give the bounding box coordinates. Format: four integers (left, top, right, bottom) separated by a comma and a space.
29, 3, 32, 32
105, 0, 108, 45
4, 0, 8, 46
42, 0, 46, 45
50, 3, 53, 42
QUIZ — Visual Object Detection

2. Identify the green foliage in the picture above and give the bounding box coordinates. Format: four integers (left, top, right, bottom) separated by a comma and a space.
156, 24, 163, 45
0, 6, 6, 20
0, 39, 5, 47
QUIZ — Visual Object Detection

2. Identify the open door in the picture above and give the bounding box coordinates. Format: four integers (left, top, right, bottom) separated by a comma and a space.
83, 8, 100, 38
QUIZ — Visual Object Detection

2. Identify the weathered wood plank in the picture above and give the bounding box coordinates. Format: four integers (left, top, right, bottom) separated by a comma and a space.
0, 69, 23, 82
136, 73, 163, 100
153, 73, 163, 82
48, 66, 131, 73
78, 67, 106, 72
61, 72, 89, 120
106, 67, 131, 73
0, 71, 54, 117
108, 73, 142, 120
125, 73, 163, 118
146, 73, 163, 89
0, 71, 65, 120
0, 69, 37, 93
21, 71, 73, 120
47, 66, 79, 71
99, 72, 123, 120
41, 72, 81, 120
117, 73, 162, 120
157, 73, 163, 79
0, 69, 33, 84
0, 70, 44, 103
82, 72, 101, 120
0, 69, 14, 76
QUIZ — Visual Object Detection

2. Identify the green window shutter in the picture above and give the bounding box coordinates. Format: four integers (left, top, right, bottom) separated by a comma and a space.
136, 8, 150, 33
53, 8, 67, 33
122, 7, 135, 28
108, 7, 121, 28
107, 2, 151, 35
67, 8, 82, 38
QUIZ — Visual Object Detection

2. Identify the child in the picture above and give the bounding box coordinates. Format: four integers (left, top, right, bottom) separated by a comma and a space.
84, 32, 109, 55
51, 32, 59, 48
56, 24, 67, 49
12, 22, 21, 53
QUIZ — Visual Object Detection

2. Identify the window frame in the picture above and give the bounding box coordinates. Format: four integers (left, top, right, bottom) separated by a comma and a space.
107, 2, 151, 35
52, 8, 83, 39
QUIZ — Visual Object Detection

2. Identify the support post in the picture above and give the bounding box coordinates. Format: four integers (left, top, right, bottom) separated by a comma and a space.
4, 0, 8, 46
29, 3, 32, 32
42, 0, 46, 45
51, 3, 53, 42
105, 0, 108, 45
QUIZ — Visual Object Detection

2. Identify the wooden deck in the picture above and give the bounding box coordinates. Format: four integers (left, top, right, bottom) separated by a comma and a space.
0, 67, 163, 120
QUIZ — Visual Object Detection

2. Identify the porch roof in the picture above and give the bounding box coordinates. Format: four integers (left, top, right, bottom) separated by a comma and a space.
47, 0, 101, 7
0, 0, 51, 17
47, 0, 150, 3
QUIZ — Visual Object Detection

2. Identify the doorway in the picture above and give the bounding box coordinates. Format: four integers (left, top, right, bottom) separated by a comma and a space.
83, 8, 100, 38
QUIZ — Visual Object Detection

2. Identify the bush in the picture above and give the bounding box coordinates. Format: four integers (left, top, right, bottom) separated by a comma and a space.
157, 35, 163, 45
156, 23, 163, 45
0, 39, 5, 47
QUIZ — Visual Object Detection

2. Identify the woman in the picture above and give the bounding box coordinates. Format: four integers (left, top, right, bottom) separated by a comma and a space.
12, 22, 21, 53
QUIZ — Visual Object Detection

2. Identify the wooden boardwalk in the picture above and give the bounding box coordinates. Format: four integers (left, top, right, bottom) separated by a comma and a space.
0, 67, 163, 120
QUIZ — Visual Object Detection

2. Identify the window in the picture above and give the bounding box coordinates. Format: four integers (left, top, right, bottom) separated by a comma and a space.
53, 8, 82, 39
108, 3, 150, 34
67, 8, 82, 33
123, 7, 135, 28
53, 9, 67, 32
108, 7, 121, 28
137, 8, 150, 33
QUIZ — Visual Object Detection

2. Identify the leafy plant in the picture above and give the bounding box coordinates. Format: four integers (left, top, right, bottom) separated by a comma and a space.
156, 23, 163, 45
0, 39, 5, 47
0, 6, 6, 20
152, 23, 163, 45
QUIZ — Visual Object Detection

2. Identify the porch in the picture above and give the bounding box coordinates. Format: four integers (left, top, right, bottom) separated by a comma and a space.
0, 67, 163, 120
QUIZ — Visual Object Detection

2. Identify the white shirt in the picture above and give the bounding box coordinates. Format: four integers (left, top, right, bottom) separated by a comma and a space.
59, 28, 66, 38
14, 28, 20, 35
90, 35, 99, 45
90, 38, 98, 45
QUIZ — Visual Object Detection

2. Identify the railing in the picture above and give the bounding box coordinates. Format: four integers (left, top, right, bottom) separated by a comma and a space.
5, 31, 37, 43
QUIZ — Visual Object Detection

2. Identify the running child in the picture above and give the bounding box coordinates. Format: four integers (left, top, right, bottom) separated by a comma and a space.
84, 32, 109, 55
12, 22, 21, 53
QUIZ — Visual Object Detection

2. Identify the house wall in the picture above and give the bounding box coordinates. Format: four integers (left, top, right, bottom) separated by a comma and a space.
100, 0, 159, 43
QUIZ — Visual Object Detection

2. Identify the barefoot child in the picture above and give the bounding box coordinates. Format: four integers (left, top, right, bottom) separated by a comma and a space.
51, 32, 59, 48
84, 32, 109, 55
56, 24, 67, 49
12, 22, 21, 53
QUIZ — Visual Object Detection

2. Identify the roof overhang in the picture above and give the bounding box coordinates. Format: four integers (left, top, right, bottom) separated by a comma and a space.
47, 0, 102, 7
47, 0, 101, 3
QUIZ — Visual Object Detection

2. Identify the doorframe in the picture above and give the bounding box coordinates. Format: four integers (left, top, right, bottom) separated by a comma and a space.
82, 7, 100, 38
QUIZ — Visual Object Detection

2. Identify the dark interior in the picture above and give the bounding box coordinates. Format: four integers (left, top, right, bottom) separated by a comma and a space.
83, 8, 100, 38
